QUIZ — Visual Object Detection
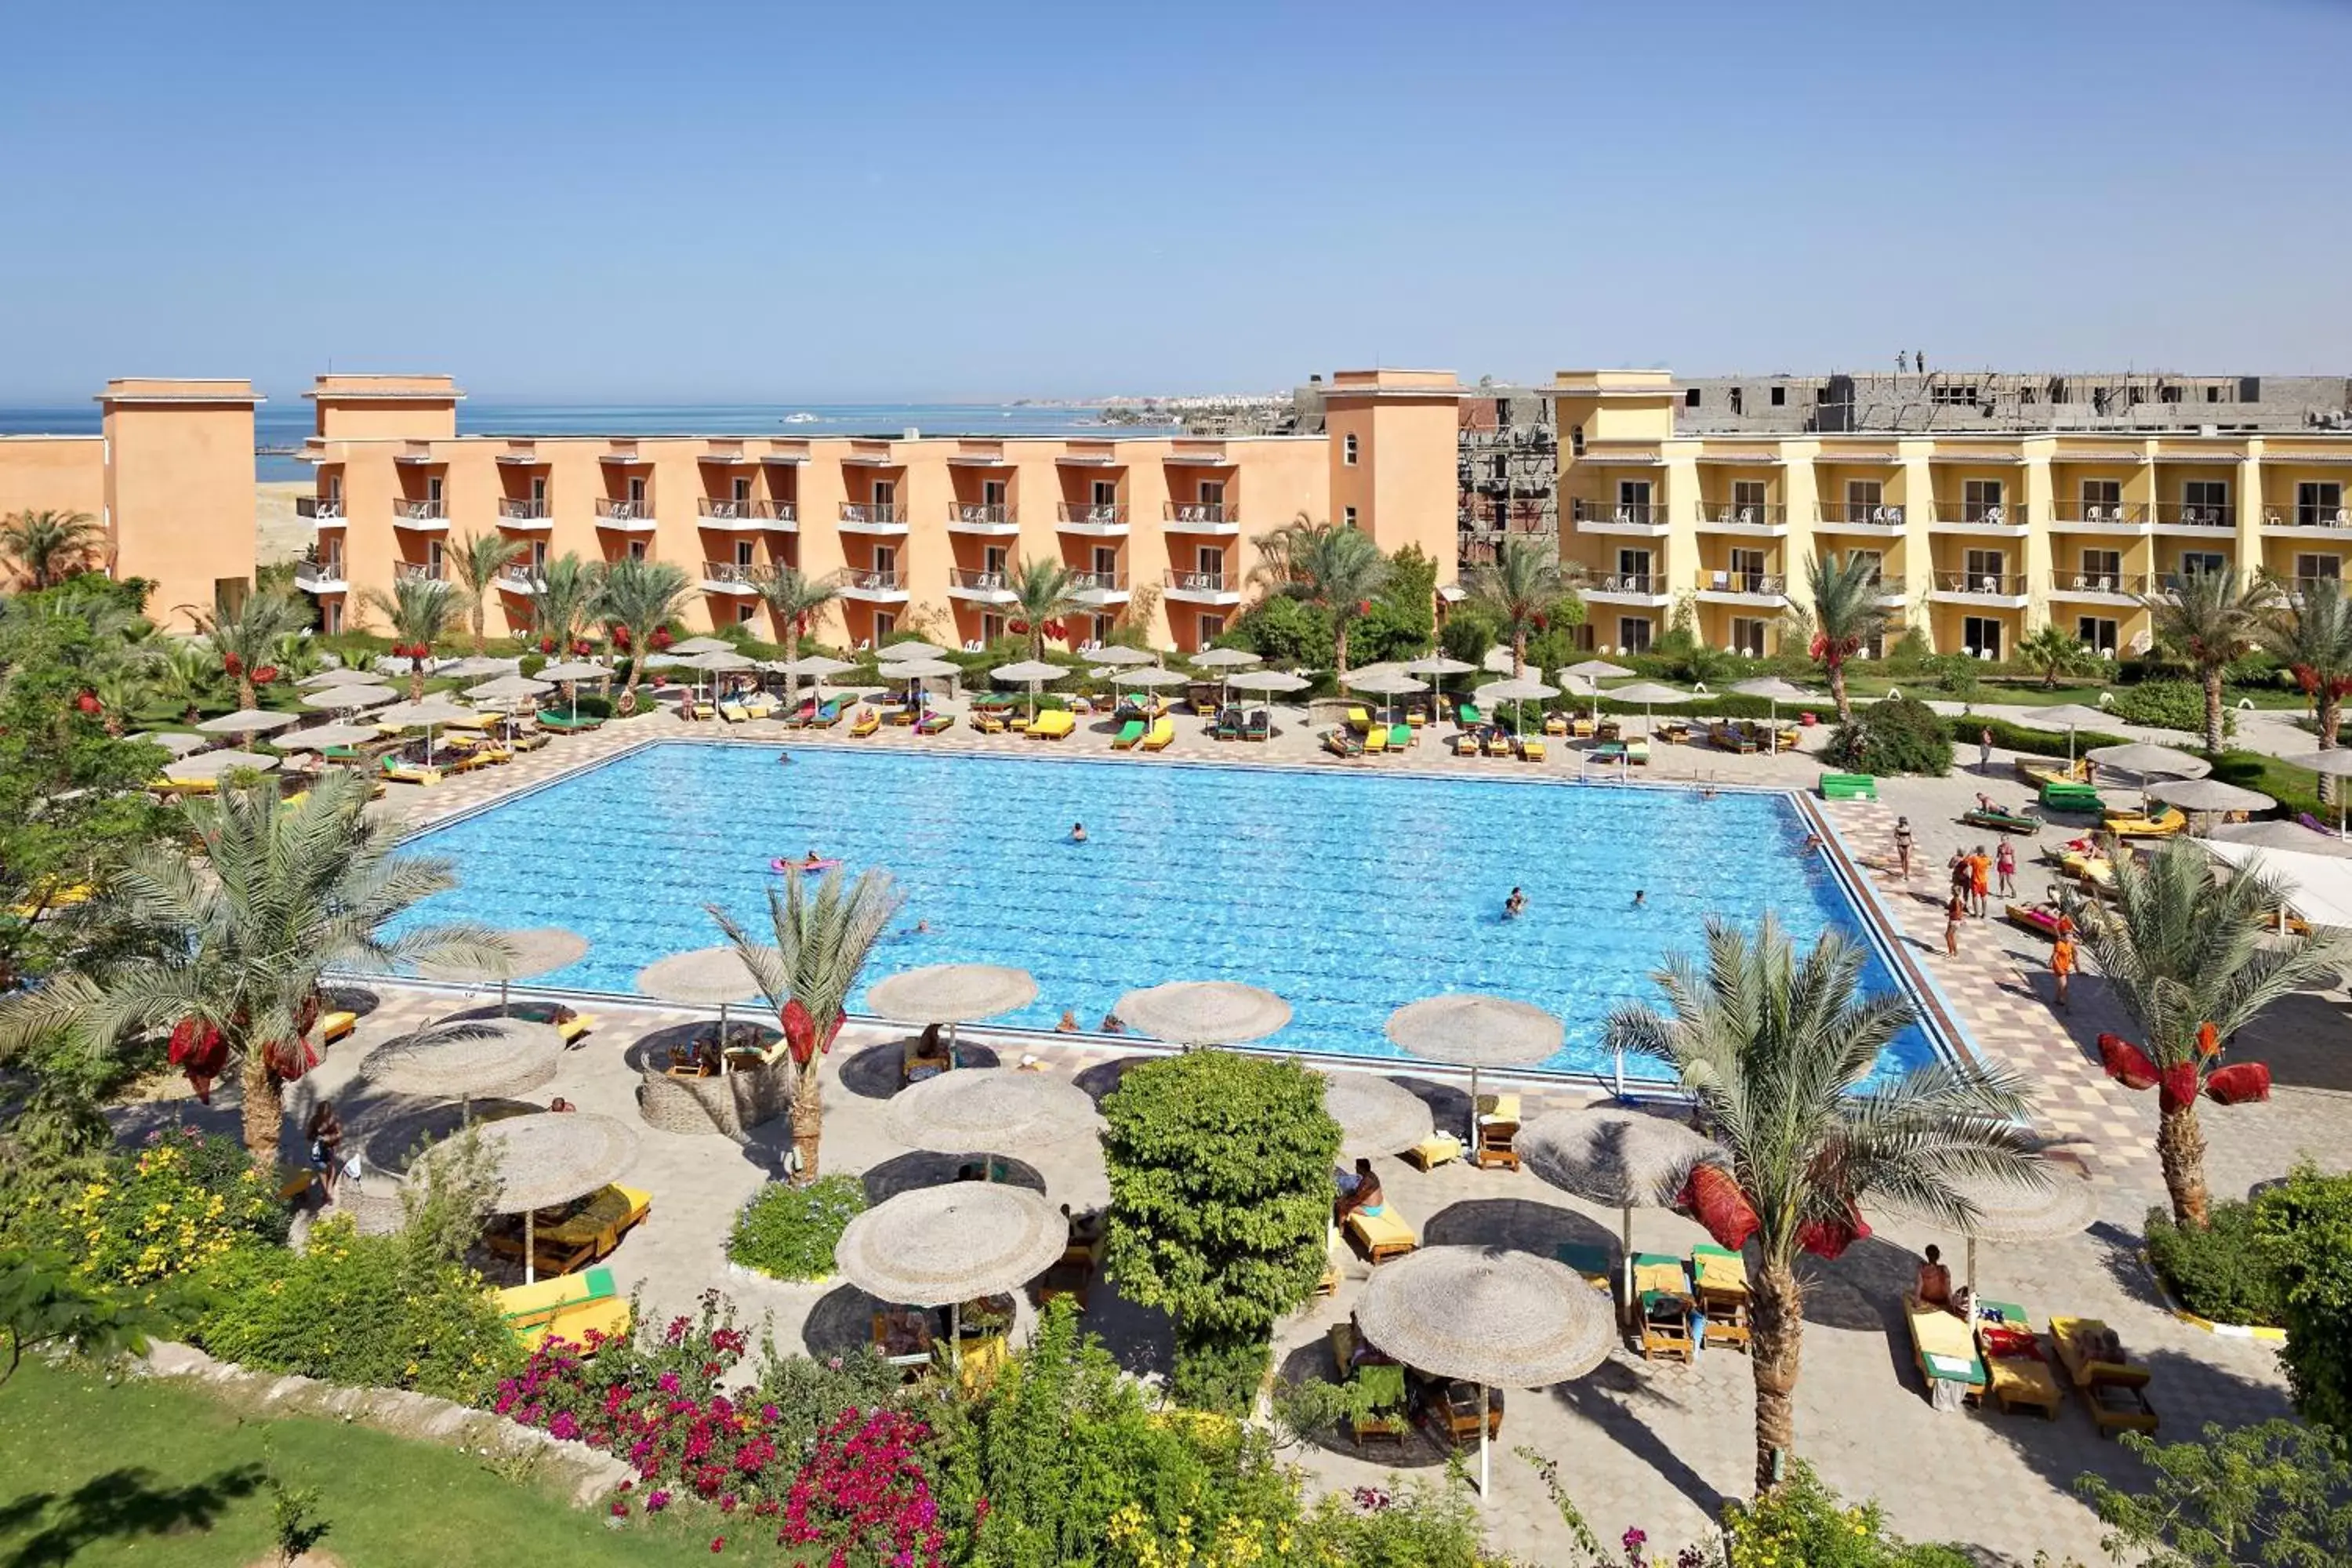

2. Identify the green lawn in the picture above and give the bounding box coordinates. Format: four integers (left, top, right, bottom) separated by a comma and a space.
0, 1359, 714, 1567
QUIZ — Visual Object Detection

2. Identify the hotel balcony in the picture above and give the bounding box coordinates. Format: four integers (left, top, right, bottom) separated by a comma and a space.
839, 503, 909, 535
1056, 503, 1129, 536
946, 567, 1018, 604
1162, 568, 1241, 604
1927, 504, 2030, 537
1692, 569, 1788, 605
1812, 503, 1910, 535
394, 560, 445, 583
1069, 568, 1130, 605
392, 498, 449, 531
1570, 499, 1669, 537
495, 563, 545, 594
594, 497, 658, 532
2047, 571, 2151, 605
837, 568, 909, 602
697, 499, 769, 532
1162, 503, 1240, 536
1864, 574, 1907, 608
2151, 503, 2236, 535
1581, 572, 1671, 607
701, 561, 759, 595
1929, 571, 2030, 608
2261, 504, 2352, 534
498, 498, 553, 529
296, 495, 343, 524
1693, 503, 1788, 537
2281, 575, 2348, 608
946, 504, 1021, 536
2047, 504, 2150, 535
754, 500, 797, 530
294, 557, 346, 593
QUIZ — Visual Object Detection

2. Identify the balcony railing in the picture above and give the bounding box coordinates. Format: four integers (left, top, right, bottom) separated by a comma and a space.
1069, 569, 1128, 594
2152, 503, 2233, 528
2048, 504, 2147, 526
2285, 575, 2348, 603
498, 498, 550, 522
754, 499, 796, 524
699, 499, 757, 521
1813, 503, 1909, 527
1933, 571, 2029, 596
296, 495, 343, 521
1693, 503, 1788, 528
1163, 503, 1234, 527
395, 561, 445, 582
495, 564, 543, 591
1930, 504, 2029, 528
2049, 571, 2152, 596
840, 503, 908, 526
1572, 499, 1665, 527
595, 497, 655, 524
1057, 503, 1128, 527
294, 558, 345, 589
1163, 569, 1233, 593
1587, 572, 1663, 596
702, 561, 757, 586
2273, 503, 2352, 530
1693, 571, 1788, 596
392, 497, 448, 524
845, 568, 906, 593
949, 504, 1017, 527
947, 567, 1014, 593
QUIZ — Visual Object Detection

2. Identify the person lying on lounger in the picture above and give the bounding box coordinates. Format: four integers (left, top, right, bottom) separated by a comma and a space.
1334, 1158, 1385, 1223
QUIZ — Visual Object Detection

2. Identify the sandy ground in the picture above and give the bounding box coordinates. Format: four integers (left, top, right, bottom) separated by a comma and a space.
256, 481, 309, 565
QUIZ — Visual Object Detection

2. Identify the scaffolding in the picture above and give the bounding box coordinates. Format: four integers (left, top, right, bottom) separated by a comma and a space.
1457, 390, 1557, 567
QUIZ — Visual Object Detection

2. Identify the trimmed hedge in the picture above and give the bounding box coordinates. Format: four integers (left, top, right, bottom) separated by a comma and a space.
1949, 714, 2132, 760
2147, 1200, 2285, 1327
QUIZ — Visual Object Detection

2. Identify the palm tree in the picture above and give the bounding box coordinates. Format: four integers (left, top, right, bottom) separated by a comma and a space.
1467, 536, 1578, 677
2063, 840, 2341, 1229
590, 557, 692, 714
152, 640, 217, 723
360, 575, 462, 700
2259, 575, 2352, 805
87, 665, 151, 736
529, 552, 599, 656
448, 532, 526, 654
0, 509, 105, 590
750, 564, 839, 664
190, 590, 308, 711
1006, 557, 1081, 661
1276, 520, 1391, 679
1603, 916, 2042, 1494
1803, 553, 1891, 722
709, 867, 902, 1181
0, 771, 510, 1162
2143, 567, 2279, 753
2016, 623, 2095, 691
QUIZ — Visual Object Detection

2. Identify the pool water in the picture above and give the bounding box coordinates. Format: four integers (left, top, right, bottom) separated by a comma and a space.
388, 743, 1936, 1084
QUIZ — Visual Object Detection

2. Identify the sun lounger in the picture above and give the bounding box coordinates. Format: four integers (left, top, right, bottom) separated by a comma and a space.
1691, 1244, 1751, 1352
1962, 807, 2042, 835
1974, 1301, 2062, 1419
1345, 706, 1374, 735
1455, 702, 1483, 727
1819, 771, 1877, 800
2103, 805, 2186, 838
1635, 1255, 1696, 1362
1405, 706, 1430, 728
2018, 757, 2094, 789
1388, 722, 1412, 751
1142, 717, 1175, 752
969, 710, 1007, 733
1713, 722, 1758, 754
495, 1265, 633, 1350
1452, 730, 1482, 757
915, 712, 953, 735
1483, 729, 1512, 757
807, 698, 846, 729
1027, 710, 1076, 740
318, 1010, 358, 1047
2039, 781, 2107, 813
1345, 1206, 1418, 1264
1542, 711, 1569, 736
2051, 1316, 2159, 1436
741, 695, 777, 720
1592, 740, 1628, 764
1422, 1379, 1503, 1447
1625, 739, 1650, 765
1571, 716, 1595, 739
1904, 1292, 1986, 1411
1213, 708, 1244, 741
1400, 1132, 1464, 1171
1363, 724, 1390, 755
1323, 728, 1364, 758
2004, 902, 2070, 940
1243, 710, 1271, 742
1474, 1093, 1521, 1171
1112, 718, 1147, 750
535, 710, 604, 733
718, 701, 749, 724
379, 755, 442, 786
848, 707, 881, 738
1660, 720, 1692, 745
509, 1002, 596, 1045
1517, 735, 1546, 762
1553, 1242, 1613, 1289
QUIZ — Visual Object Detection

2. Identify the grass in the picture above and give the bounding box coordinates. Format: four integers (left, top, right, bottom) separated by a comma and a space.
0, 1359, 716, 1567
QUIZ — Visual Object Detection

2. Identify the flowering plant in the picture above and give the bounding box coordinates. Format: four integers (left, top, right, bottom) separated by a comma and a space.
57, 1125, 285, 1293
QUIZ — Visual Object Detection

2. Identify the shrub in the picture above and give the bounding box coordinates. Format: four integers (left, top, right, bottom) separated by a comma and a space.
1437, 603, 1501, 669
1947, 713, 2131, 761
2252, 1163, 2352, 1438
1722, 1461, 1975, 1567
727, 1174, 865, 1282
2111, 678, 2210, 732
50, 1126, 286, 1301
1229, 593, 1334, 672
2145, 1200, 2285, 1327
1823, 695, 1954, 777
1925, 653, 1981, 697
1884, 625, 1933, 673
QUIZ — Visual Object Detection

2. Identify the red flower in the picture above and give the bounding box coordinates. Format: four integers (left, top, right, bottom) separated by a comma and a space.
222, 652, 244, 677
651, 627, 674, 650
1356, 599, 1371, 616
252, 665, 279, 686
539, 637, 557, 654
74, 691, 101, 715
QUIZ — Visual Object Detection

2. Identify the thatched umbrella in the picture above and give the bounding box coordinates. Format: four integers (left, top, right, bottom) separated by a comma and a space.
1318, 1070, 1435, 1160
198, 708, 299, 739
636, 946, 768, 1054
1385, 995, 1561, 1141
373, 697, 477, 764
1595, 680, 1690, 739
880, 656, 960, 714
1090, 645, 1158, 670
669, 636, 735, 657
131, 731, 209, 758
833, 1182, 1069, 1367
303, 684, 397, 713
299, 668, 389, 688
1187, 646, 1261, 709
990, 659, 1066, 724
2278, 749, 2352, 836
1112, 981, 1290, 1046
435, 1111, 641, 1283
275, 722, 380, 753
2015, 703, 2114, 768
775, 654, 858, 713
1516, 1106, 1722, 1298
1473, 677, 1556, 739
1401, 654, 1475, 720
2085, 742, 2209, 783
1348, 668, 1429, 731
362, 1016, 563, 1116
420, 926, 588, 1012
866, 964, 1038, 1064
2148, 777, 2275, 816
1729, 676, 1820, 736
1355, 1246, 1615, 1495
1869, 1168, 2095, 1297
2209, 818, 2352, 856
437, 655, 517, 680
164, 749, 279, 782
885, 1069, 1102, 1181
465, 673, 553, 706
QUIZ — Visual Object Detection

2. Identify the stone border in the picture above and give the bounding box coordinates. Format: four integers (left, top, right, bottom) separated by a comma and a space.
2136, 1248, 2290, 1342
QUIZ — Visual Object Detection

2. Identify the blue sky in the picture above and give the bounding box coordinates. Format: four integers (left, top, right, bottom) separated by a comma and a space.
3, 0, 2347, 402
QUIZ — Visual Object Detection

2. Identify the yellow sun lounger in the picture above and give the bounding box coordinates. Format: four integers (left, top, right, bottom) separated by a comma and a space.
495, 1265, 633, 1351
1517, 736, 1546, 762
1345, 1207, 1418, 1264
2103, 805, 2187, 838
848, 707, 882, 738
1904, 1293, 1986, 1411
1451, 731, 1481, 757
1363, 724, 1389, 755
1483, 730, 1513, 757
1345, 706, 1374, 735
1027, 709, 1076, 740
718, 701, 749, 724
318, 1010, 358, 1047
1142, 717, 1176, 752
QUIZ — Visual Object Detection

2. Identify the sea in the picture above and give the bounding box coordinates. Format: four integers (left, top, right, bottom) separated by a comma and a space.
0, 401, 1186, 482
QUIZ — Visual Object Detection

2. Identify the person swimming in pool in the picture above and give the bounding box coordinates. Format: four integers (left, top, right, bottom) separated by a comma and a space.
1504, 887, 1526, 919
1070, 822, 1087, 843
1632, 889, 1647, 909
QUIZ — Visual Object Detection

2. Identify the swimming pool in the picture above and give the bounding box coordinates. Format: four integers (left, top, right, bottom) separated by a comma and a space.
387, 743, 1940, 1085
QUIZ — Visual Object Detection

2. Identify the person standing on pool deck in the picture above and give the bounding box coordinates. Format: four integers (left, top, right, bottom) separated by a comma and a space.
1944, 890, 1965, 957
1980, 724, 1994, 774
1968, 845, 1991, 917
1995, 839, 2017, 898
2051, 932, 2076, 1010
1504, 887, 1526, 919
1893, 817, 1914, 878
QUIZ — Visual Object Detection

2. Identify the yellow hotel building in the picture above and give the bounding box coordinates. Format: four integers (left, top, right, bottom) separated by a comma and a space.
1552, 368, 2352, 662
290, 369, 1461, 652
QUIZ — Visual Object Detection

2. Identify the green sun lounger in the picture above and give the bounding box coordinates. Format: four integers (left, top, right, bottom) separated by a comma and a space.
1112, 718, 1147, 750
1388, 723, 1411, 751
1456, 702, 1483, 727
1819, 772, 1878, 801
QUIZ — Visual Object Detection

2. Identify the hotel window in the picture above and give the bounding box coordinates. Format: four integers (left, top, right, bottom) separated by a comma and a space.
324, 600, 343, 634
1615, 548, 1653, 590
1618, 617, 1653, 654
627, 540, 648, 561
1343, 506, 1358, 528
1570, 425, 1584, 456
1091, 479, 1117, 508
982, 546, 1008, 576
1846, 478, 1883, 524
1728, 546, 1768, 590
738, 602, 758, 626
873, 479, 895, 509
1729, 616, 1767, 656
1617, 480, 1653, 523
1091, 545, 1118, 578
1091, 614, 1114, 643
1343, 433, 1359, 466
530, 540, 548, 568
1769, 386, 1786, 408
2294, 554, 2341, 584
735, 539, 756, 568
2080, 479, 2122, 517
1196, 546, 1225, 581
1198, 480, 1225, 512
426, 474, 444, 506
2078, 617, 2119, 655
1683, 388, 1700, 408
2076, 549, 2122, 590
981, 612, 1006, 642
2299, 481, 2345, 527
2176, 552, 2227, 588
1848, 548, 1886, 588
872, 545, 898, 581
327, 474, 343, 507
1963, 548, 2007, 586
427, 539, 446, 574
1962, 479, 2005, 522
628, 475, 647, 505
733, 475, 752, 505
530, 475, 546, 506
1962, 616, 2005, 659
873, 611, 897, 640
1732, 480, 1767, 519
2183, 480, 2229, 524
1198, 613, 1225, 647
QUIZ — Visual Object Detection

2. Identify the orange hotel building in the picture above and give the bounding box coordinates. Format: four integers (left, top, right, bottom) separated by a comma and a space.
288, 369, 1463, 652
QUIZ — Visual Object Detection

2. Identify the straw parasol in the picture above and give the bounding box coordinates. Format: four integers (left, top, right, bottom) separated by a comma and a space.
1515, 1106, 1722, 1279
637, 946, 768, 1052
197, 708, 299, 737
1109, 665, 1189, 691
302, 683, 399, 712
990, 659, 1066, 723
421, 925, 589, 1011
884, 1069, 1103, 1180
1318, 1070, 1435, 1160
1473, 677, 1556, 739
465, 673, 553, 705
2015, 703, 2115, 768
2085, 742, 2210, 782
373, 696, 477, 761
455, 1112, 640, 1283
274, 722, 381, 752
833, 1182, 1069, 1367
1730, 676, 1820, 734
880, 657, 961, 712
1348, 668, 1429, 730
866, 964, 1038, 1062
1188, 646, 1261, 708
363, 1016, 563, 1116
775, 653, 858, 710
437, 655, 517, 680
535, 659, 608, 683
1385, 994, 1562, 1139
1354, 1247, 1616, 1495
299, 668, 389, 688
1560, 659, 1635, 684
131, 731, 209, 758
1089, 646, 1158, 670
164, 749, 279, 782
2148, 777, 2276, 815
1113, 980, 1290, 1046
1229, 669, 1309, 698
1404, 654, 1477, 719
877, 640, 951, 662
669, 636, 735, 657
1596, 680, 1690, 737
1870, 1168, 2096, 1296
2210, 818, 2352, 856
2277, 750, 2352, 836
